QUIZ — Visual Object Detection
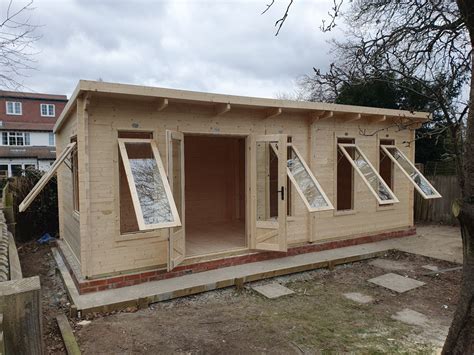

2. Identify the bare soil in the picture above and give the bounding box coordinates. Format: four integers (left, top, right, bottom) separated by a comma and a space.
19, 243, 461, 354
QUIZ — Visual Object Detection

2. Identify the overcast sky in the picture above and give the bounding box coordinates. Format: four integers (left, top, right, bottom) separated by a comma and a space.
9, 0, 342, 98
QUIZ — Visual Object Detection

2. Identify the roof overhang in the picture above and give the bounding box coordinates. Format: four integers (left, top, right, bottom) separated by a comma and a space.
54, 80, 431, 133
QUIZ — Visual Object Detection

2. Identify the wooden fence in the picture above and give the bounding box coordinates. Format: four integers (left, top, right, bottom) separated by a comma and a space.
414, 175, 460, 225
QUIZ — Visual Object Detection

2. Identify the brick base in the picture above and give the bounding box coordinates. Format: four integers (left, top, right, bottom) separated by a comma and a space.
58, 227, 416, 294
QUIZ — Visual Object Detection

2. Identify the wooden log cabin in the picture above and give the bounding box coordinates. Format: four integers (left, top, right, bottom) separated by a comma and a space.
19, 80, 441, 293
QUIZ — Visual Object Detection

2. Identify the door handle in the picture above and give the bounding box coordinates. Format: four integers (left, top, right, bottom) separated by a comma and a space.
277, 186, 285, 201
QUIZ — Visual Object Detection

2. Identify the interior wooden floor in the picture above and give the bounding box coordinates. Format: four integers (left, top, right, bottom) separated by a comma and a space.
186, 220, 246, 257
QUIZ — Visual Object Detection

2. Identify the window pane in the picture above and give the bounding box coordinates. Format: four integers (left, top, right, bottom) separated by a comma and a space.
9, 136, 15, 145
6, 102, 13, 114
2, 132, 7, 145
256, 141, 279, 221
14, 102, 21, 114
171, 138, 182, 232
125, 142, 174, 225
49, 104, 55, 116
49, 132, 55, 146
24, 133, 30, 145
384, 146, 440, 198
12, 165, 22, 176
287, 146, 330, 209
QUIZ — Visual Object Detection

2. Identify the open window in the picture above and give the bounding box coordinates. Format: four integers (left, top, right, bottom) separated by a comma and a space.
273, 143, 333, 212
381, 145, 442, 199
338, 143, 399, 205
19, 142, 77, 212
118, 138, 181, 231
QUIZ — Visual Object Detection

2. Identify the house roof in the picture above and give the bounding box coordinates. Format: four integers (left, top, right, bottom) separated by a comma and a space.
0, 90, 67, 102
0, 146, 56, 160
54, 80, 431, 133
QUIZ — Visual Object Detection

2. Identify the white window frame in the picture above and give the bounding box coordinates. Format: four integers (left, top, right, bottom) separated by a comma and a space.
272, 143, 334, 212
338, 143, 399, 205
40, 103, 55, 117
19, 142, 76, 212
6, 101, 22, 115
118, 138, 181, 231
381, 145, 442, 199
2, 131, 30, 146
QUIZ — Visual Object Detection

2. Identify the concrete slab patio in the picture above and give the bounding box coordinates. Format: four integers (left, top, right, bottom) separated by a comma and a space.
368, 273, 425, 293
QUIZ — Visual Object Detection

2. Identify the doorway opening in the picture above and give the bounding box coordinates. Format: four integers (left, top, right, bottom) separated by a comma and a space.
184, 134, 246, 256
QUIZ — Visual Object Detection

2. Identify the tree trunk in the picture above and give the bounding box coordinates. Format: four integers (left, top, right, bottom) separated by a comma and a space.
443, 2, 474, 351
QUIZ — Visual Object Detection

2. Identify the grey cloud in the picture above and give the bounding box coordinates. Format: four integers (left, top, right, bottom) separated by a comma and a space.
16, 0, 341, 98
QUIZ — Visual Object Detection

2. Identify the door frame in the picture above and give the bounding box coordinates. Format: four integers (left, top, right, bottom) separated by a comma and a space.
179, 131, 251, 258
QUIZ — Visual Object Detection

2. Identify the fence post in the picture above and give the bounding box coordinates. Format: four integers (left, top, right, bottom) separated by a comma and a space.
0, 276, 43, 355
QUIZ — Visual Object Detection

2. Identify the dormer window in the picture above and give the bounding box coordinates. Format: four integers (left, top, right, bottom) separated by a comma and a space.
6, 101, 22, 115
41, 104, 55, 117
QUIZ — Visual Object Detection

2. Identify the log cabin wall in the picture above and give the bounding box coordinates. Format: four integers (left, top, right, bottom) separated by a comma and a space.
59, 92, 415, 279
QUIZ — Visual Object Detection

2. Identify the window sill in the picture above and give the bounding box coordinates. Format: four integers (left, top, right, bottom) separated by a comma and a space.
117, 230, 168, 243
376, 204, 396, 212
334, 209, 357, 217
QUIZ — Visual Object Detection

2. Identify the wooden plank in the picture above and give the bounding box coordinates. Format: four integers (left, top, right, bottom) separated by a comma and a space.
56, 314, 81, 355
156, 98, 168, 112
215, 103, 231, 116
8, 233, 22, 280
0, 277, 43, 355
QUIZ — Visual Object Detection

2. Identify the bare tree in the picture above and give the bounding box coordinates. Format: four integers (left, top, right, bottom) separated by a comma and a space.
267, 0, 474, 352
0, 0, 39, 90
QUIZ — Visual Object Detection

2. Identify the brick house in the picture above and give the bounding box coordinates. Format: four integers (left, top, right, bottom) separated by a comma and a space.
0, 91, 68, 177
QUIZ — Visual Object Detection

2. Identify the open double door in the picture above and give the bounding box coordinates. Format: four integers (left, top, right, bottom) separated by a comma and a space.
165, 132, 334, 271
165, 132, 289, 271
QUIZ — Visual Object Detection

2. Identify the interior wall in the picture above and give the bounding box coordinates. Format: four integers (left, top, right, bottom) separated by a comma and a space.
184, 135, 245, 226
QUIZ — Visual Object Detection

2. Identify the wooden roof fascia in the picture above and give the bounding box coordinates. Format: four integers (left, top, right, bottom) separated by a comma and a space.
54, 80, 431, 133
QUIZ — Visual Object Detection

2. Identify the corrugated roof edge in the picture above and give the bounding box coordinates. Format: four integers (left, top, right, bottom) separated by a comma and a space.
54, 80, 431, 133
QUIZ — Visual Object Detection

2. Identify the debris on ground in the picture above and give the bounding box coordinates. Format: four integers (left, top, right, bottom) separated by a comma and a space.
343, 292, 374, 304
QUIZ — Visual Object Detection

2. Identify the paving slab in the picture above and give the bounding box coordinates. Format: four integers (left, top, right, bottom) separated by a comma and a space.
343, 292, 374, 304
392, 308, 429, 326
368, 273, 425, 293
369, 258, 410, 271
252, 283, 294, 299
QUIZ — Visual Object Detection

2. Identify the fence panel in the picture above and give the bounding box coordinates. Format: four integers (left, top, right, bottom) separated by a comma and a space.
414, 175, 460, 225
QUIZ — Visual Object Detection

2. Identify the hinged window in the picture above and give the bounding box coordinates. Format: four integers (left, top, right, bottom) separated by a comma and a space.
118, 138, 181, 231
272, 143, 333, 212
381, 145, 441, 199
338, 143, 399, 205
19, 142, 76, 212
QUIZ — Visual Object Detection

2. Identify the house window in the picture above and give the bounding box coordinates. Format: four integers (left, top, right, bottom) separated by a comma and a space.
71, 137, 79, 212
2, 132, 30, 146
49, 132, 55, 146
336, 137, 355, 211
6, 101, 22, 115
338, 142, 398, 205
41, 104, 55, 117
118, 134, 181, 232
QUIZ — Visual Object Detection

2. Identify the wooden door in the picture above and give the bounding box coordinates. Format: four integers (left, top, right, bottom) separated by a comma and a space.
250, 134, 287, 252
166, 130, 185, 270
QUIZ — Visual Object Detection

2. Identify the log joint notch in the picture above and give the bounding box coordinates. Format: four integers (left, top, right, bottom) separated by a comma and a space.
156, 98, 169, 112
264, 107, 282, 119
214, 103, 231, 116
